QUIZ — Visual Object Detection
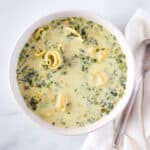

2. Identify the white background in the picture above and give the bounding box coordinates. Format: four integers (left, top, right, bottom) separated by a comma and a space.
0, 0, 150, 149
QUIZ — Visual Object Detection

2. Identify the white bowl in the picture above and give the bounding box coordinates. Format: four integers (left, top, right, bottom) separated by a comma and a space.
9, 10, 135, 135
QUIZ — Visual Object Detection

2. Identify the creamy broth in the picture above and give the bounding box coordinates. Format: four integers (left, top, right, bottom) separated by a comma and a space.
17, 17, 127, 128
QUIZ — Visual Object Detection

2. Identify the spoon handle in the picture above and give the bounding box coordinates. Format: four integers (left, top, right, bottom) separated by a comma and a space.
113, 76, 142, 149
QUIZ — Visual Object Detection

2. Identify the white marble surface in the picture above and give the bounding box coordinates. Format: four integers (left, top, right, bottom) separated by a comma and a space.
0, 0, 150, 149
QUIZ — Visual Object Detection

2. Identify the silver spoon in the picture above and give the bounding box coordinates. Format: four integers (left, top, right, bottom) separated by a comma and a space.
113, 39, 150, 149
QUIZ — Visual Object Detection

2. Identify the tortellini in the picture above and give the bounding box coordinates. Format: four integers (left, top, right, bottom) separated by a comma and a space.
34, 45, 63, 69
56, 93, 67, 112
44, 50, 62, 70
64, 27, 83, 42
34, 49, 46, 57
33, 25, 49, 40
89, 71, 107, 87
58, 44, 64, 52
88, 47, 109, 62
97, 48, 109, 62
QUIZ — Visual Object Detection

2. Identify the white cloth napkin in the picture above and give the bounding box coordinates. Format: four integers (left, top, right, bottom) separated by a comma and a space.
82, 9, 150, 150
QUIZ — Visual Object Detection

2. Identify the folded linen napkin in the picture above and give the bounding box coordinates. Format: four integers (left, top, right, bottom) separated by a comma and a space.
82, 9, 150, 150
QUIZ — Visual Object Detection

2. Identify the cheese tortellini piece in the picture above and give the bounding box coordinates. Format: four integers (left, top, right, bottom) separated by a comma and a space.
89, 70, 107, 87
33, 25, 49, 40
64, 27, 83, 42
34, 49, 46, 57
44, 50, 62, 70
56, 93, 67, 112
58, 44, 64, 52
97, 48, 109, 62
88, 47, 109, 62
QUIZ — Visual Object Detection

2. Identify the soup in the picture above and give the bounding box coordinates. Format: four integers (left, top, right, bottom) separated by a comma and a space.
16, 17, 127, 128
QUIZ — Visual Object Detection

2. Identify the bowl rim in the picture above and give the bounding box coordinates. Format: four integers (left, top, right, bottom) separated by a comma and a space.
9, 10, 135, 135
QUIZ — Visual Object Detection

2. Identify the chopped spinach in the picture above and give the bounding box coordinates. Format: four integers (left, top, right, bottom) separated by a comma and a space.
36, 80, 50, 88
110, 90, 118, 96
29, 97, 39, 110
20, 67, 39, 86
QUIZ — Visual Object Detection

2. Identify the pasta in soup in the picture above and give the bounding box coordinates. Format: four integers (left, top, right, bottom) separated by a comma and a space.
17, 17, 127, 128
